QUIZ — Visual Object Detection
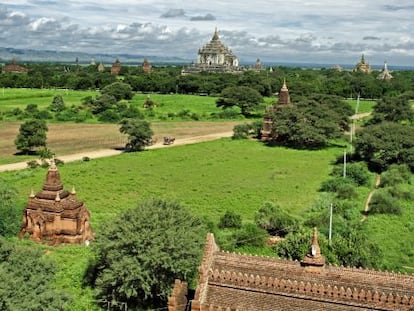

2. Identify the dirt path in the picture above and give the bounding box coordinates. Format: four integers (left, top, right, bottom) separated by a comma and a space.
0, 131, 233, 172
361, 174, 381, 222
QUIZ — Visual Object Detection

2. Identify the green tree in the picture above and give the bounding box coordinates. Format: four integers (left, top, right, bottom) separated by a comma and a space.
368, 95, 414, 125
89, 198, 206, 309
218, 210, 242, 229
101, 82, 133, 101
254, 202, 298, 237
0, 181, 20, 237
49, 94, 66, 112
216, 86, 263, 116
355, 122, 414, 172
119, 118, 153, 151
0, 238, 70, 310
14, 119, 48, 154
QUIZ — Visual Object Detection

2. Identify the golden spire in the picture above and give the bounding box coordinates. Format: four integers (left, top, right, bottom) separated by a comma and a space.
29, 188, 35, 198
71, 185, 76, 195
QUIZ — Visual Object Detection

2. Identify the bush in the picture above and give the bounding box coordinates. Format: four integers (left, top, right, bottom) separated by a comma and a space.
254, 202, 298, 236
380, 164, 411, 187
368, 189, 402, 215
320, 177, 354, 192
232, 223, 267, 247
98, 109, 121, 123
82, 156, 90, 162
27, 160, 39, 169
218, 210, 242, 229
336, 183, 357, 200
232, 123, 251, 139
332, 162, 370, 186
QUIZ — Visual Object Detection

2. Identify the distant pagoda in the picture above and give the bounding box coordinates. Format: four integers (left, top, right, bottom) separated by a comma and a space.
378, 61, 393, 81
142, 58, 152, 73
19, 158, 93, 245
353, 54, 371, 74
111, 58, 121, 75
2, 57, 29, 74
182, 28, 242, 74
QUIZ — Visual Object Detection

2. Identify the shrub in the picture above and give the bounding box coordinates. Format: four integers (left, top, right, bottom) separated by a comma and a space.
332, 162, 370, 186
254, 202, 299, 236
98, 110, 121, 123
368, 189, 402, 215
232, 123, 251, 139
27, 160, 40, 169
380, 164, 411, 187
82, 156, 90, 162
218, 210, 242, 229
320, 177, 354, 192
232, 223, 267, 247
336, 183, 357, 200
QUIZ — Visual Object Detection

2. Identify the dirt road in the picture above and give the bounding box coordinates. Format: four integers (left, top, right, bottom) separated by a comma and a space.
0, 131, 233, 172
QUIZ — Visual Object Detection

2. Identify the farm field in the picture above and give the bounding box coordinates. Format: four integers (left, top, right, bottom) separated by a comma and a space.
0, 120, 241, 165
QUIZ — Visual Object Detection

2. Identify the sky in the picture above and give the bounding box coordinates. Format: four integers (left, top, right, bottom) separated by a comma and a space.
1, 0, 414, 66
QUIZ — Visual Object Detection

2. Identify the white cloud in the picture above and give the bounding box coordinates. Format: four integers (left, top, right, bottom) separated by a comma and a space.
0, 1, 414, 65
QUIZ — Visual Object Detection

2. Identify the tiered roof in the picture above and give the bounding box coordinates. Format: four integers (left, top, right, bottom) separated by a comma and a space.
169, 230, 414, 311
19, 159, 93, 245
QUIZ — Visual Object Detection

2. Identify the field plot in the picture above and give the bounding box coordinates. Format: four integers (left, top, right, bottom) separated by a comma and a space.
0, 120, 240, 165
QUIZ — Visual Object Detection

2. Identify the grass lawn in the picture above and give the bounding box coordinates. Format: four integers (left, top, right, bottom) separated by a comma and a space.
346, 98, 376, 114
2, 138, 341, 309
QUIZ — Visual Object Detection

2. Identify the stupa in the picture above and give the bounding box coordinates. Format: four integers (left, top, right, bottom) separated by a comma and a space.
19, 158, 93, 245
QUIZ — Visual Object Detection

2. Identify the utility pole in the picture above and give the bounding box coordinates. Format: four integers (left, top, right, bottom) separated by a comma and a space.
329, 203, 333, 245
343, 149, 347, 178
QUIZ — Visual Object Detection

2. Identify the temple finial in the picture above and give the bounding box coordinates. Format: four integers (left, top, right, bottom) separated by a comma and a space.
29, 188, 35, 198
50, 156, 57, 170
212, 27, 219, 41
301, 227, 325, 272
55, 191, 61, 202
71, 185, 76, 195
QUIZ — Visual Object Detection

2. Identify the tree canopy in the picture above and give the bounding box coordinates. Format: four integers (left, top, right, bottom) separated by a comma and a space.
101, 82, 133, 101
0, 238, 70, 310
216, 86, 263, 116
0, 181, 20, 237
119, 118, 153, 151
355, 122, 414, 172
368, 95, 414, 125
88, 198, 206, 309
14, 119, 48, 154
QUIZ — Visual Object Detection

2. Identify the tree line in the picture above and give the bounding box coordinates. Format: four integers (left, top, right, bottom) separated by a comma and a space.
1, 63, 414, 99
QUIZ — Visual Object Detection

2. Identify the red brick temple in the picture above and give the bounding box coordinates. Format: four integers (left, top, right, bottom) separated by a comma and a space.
19, 159, 93, 245
169, 229, 414, 311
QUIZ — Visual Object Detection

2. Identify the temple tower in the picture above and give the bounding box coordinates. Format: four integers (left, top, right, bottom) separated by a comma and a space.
111, 58, 121, 75
278, 78, 291, 105
353, 54, 371, 73
301, 227, 326, 273
19, 159, 93, 245
142, 58, 152, 73
378, 61, 393, 81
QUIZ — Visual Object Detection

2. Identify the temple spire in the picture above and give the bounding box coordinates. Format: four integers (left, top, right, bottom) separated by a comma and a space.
49, 156, 57, 171
212, 27, 219, 41
29, 188, 35, 198
301, 227, 325, 272
71, 185, 76, 195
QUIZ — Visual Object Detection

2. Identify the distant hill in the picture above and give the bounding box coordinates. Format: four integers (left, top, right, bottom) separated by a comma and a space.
0, 47, 190, 65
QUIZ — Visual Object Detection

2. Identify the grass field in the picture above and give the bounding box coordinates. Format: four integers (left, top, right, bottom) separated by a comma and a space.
0, 88, 98, 112
346, 98, 376, 114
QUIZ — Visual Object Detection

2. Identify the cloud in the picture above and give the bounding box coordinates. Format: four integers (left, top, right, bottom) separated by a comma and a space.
160, 9, 186, 18
190, 13, 216, 21
363, 36, 381, 41
383, 4, 414, 11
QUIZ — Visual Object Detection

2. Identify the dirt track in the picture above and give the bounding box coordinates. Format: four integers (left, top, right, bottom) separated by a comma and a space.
0, 131, 233, 172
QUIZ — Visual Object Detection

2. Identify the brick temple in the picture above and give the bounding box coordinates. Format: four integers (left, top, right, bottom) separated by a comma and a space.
168, 229, 414, 310
19, 159, 93, 245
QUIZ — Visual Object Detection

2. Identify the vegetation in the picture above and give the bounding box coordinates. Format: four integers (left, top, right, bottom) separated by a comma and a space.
14, 119, 48, 154
0, 238, 71, 310
254, 202, 298, 236
119, 118, 153, 151
88, 198, 206, 309
216, 86, 263, 117
0, 181, 20, 237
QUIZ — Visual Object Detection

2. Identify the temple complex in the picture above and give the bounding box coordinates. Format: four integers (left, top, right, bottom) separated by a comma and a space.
19, 159, 93, 245
378, 61, 393, 81
111, 58, 122, 75
261, 79, 291, 141
169, 229, 414, 311
97, 62, 105, 72
2, 58, 29, 73
181, 28, 242, 74
353, 54, 371, 74
142, 58, 152, 73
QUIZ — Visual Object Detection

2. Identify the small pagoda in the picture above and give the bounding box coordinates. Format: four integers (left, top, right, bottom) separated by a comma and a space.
261, 79, 291, 141
19, 158, 93, 245
111, 58, 121, 75
353, 54, 371, 74
142, 58, 152, 73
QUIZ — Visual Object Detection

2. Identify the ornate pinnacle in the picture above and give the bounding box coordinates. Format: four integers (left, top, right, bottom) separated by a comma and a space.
55, 191, 61, 202
29, 188, 35, 198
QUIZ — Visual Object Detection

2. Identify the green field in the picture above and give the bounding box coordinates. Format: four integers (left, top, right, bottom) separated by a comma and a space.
0, 88, 98, 112
1, 138, 342, 309
346, 98, 376, 114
